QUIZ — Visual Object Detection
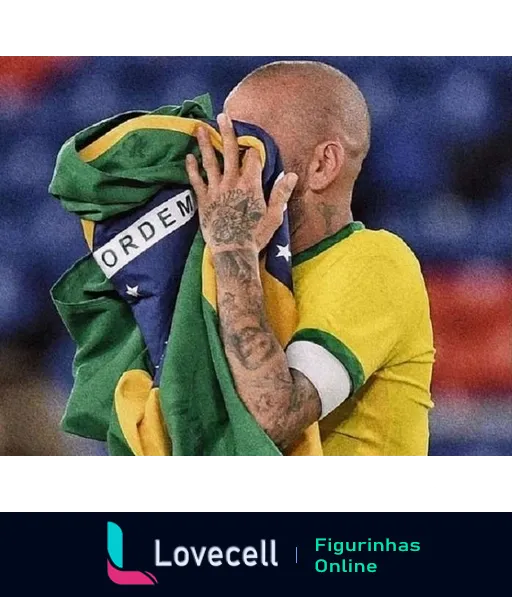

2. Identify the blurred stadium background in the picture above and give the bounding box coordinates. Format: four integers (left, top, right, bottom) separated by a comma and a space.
0, 56, 510, 456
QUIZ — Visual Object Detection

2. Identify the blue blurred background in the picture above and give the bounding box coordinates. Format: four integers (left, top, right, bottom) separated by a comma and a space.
0, 57, 510, 455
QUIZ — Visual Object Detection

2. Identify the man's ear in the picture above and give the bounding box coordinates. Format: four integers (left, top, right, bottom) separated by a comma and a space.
307, 141, 345, 192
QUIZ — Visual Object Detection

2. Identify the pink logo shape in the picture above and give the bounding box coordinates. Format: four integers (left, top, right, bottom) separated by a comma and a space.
107, 559, 158, 585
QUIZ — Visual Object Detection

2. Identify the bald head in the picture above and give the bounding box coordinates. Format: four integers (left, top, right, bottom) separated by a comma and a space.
225, 61, 371, 175
225, 62, 371, 248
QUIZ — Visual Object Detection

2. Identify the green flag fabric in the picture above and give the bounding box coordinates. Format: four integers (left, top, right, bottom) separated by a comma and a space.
50, 95, 323, 456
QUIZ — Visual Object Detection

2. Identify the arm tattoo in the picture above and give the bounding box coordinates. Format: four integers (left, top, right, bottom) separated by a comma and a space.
215, 251, 279, 371
213, 248, 321, 451
248, 370, 321, 450
213, 250, 255, 283
203, 189, 264, 248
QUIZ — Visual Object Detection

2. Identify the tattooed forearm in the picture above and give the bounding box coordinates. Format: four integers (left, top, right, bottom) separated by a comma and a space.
212, 248, 321, 451
224, 326, 279, 371
187, 114, 317, 449
248, 370, 321, 449
213, 249, 256, 284
215, 251, 280, 371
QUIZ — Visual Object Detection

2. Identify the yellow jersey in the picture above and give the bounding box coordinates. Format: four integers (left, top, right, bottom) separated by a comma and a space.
287, 222, 435, 456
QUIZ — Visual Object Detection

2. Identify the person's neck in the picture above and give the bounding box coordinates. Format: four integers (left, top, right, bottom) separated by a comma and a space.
289, 189, 354, 256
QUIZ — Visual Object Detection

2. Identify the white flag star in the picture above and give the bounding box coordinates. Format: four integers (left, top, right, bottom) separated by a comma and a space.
276, 244, 292, 262
126, 285, 140, 298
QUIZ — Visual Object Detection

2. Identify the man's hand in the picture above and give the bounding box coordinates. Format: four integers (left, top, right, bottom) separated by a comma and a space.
185, 113, 321, 452
185, 113, 298, 254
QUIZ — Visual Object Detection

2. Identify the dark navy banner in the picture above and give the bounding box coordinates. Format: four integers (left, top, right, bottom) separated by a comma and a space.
2, 513, 508, 595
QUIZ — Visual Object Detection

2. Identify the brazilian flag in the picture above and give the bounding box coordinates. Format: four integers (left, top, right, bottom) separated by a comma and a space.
50, 94, 322, 456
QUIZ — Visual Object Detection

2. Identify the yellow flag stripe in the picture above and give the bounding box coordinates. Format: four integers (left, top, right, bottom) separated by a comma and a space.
78, 114, 266, 165
77, 115, 266, 252
80, 219, 95, 251
202, 245, 217, 311
114, 369, 171, 456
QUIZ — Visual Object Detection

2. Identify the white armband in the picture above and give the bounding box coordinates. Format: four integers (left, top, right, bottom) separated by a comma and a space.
286, 340, 352, 419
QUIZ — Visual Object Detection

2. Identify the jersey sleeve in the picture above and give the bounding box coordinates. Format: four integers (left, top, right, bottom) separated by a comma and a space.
286, 237, 422, 418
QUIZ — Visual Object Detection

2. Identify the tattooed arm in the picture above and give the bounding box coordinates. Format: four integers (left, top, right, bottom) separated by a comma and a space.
213, 248, 320, 449
186, 114, 321, 450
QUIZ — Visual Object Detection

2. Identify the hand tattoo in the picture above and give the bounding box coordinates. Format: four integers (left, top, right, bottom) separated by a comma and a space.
202, 189, 264, 248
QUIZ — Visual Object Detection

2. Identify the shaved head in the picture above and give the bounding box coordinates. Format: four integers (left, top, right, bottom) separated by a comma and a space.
225, 61, 371, 252
225, 61, 371, 176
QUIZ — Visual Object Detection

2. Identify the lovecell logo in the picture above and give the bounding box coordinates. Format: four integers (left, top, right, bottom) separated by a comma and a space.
107, 522, 278, 585
107, 522, 158, 585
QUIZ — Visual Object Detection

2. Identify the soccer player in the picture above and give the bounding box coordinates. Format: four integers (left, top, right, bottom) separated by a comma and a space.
186, 61, 435, 456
